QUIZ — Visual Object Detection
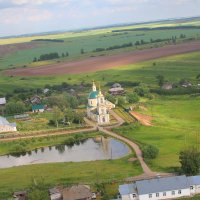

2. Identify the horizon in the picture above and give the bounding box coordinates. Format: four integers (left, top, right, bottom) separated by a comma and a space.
1, 0, 200, 37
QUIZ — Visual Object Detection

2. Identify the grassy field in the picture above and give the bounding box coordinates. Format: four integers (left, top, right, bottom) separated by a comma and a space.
0, 50, 199, 95
114, 95, 200, 172
0, 155, 142, 198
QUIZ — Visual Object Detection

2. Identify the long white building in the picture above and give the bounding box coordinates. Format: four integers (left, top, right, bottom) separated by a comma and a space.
118, 175, 200, 200
0, 116, 17, 133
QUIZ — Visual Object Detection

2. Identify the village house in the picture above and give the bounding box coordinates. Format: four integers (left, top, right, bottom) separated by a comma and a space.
62, 185, 94, 200
13, 191, 26, 200
87, 81, 115, 125
0, 97, 6, 106
30, 95, 42, 105
49, 187, 62, 200
118, 175, 200, 200
109, 83, 125, 95
0, 116, 17, 133
162, 83, 173, 90
32, 104, 45, 113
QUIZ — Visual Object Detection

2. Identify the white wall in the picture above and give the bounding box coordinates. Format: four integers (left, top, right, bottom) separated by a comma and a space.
139, 189, 190, 200
0, 125, 17, 133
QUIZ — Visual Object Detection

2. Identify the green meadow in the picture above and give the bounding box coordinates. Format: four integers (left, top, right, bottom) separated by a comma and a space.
0, 156, 142, 198
114, 95, 200, 172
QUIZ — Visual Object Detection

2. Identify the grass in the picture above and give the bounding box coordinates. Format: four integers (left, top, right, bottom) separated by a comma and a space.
113, 95, 200, 172
0, 156, 142, 198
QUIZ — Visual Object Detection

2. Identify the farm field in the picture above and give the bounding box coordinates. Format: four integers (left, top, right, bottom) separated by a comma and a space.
0, 50, 199, 95
113, 95, 200, 172
1, 22, 200, 71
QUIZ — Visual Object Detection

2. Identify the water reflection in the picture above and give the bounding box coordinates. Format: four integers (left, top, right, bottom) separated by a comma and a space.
0, 137, 131, 169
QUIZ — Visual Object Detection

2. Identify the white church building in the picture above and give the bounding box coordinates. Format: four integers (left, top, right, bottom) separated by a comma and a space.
87, 81, 115, 125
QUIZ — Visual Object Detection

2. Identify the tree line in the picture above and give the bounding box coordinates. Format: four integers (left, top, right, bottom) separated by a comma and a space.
33, 52, 69, 62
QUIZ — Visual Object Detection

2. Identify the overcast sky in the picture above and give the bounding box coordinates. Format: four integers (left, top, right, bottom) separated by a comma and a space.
0, 0, 200, 37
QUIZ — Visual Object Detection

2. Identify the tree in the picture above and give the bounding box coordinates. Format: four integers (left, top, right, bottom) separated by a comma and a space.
105, 94, 116, 104
27, 178, 49, 200
156, 75, 165, 87
142, 145, 159, 159
52, 106, 64, 128
5, 101, 26, 115
117, 97, 125, 107
66, 52, 69, 57
134, 84, 150, 97
33, 57, 37, 62
196, 74, 200, 79
81, 48, 85, 54
179, 148, 200, 175
126, 93, 139, 104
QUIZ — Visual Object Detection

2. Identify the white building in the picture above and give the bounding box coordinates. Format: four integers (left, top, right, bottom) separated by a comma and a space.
0, 116, 17, 133
87, 81, 115, 125
118, 175, 200, 200
0, 97, 6, 106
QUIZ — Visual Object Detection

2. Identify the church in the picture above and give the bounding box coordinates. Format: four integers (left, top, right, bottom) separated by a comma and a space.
87, 81, 115, 125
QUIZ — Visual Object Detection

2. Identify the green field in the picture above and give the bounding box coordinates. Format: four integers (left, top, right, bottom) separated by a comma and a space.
114, 95, 200, 172
0, 156, 142, 198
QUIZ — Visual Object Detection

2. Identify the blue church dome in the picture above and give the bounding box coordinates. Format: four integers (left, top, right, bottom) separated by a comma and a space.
88, 91, 99, 99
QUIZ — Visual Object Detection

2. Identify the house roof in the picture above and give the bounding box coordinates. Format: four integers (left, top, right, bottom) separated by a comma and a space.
119, 184, 137, 195
88, 91, 99, 99
136, 175, 189, 195
112, 83, 122, 88
0, 116, 10, 126
0, 97, 6, 105
62, 185, 92, 200
32, 104, 44, 110
188, 176, 200, 185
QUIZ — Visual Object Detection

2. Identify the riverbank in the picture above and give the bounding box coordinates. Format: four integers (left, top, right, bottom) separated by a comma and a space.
0, 132, 100, 156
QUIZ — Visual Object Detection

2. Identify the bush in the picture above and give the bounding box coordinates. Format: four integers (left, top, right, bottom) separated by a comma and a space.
10, 144, 27, 154
142, 145, 159, 159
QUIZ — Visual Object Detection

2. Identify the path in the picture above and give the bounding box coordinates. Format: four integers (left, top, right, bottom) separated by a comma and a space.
130, 111, 153, 126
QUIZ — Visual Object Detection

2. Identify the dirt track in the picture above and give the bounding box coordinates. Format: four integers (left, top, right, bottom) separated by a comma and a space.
130, 111, 153, 126
5, 41, 200, 76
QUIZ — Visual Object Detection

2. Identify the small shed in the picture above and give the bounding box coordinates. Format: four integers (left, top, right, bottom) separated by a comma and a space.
32, 104, 45, 113
49, 187, 62, 200
13, 191, 26, 200
0, 97, 6, 106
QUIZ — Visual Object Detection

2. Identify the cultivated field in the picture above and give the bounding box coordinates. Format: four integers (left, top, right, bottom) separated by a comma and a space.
5, 41, 200, 76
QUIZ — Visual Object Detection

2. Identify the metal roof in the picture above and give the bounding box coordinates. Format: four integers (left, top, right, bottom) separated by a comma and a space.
0, 116, 10, 125
88, 91, 99, 99
136, 175, 190, 195
32, 104, 44, 110
188, 176, 200, 186
0, 97, 6, 105
119, 183, 137, 195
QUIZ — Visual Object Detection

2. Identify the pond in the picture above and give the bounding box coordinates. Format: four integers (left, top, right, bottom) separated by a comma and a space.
0, 137, 131, 169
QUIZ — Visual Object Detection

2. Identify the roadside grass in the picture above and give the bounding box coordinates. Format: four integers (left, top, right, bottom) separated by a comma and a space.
0, 156, 142, 198
113, 95, 200, 172
1, 50, 200, 95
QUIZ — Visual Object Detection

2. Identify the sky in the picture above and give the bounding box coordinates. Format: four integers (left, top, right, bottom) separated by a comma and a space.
0, 0, 200, 37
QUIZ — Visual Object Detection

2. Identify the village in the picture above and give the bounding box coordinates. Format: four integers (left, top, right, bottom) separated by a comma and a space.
0, 79, 200, 200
